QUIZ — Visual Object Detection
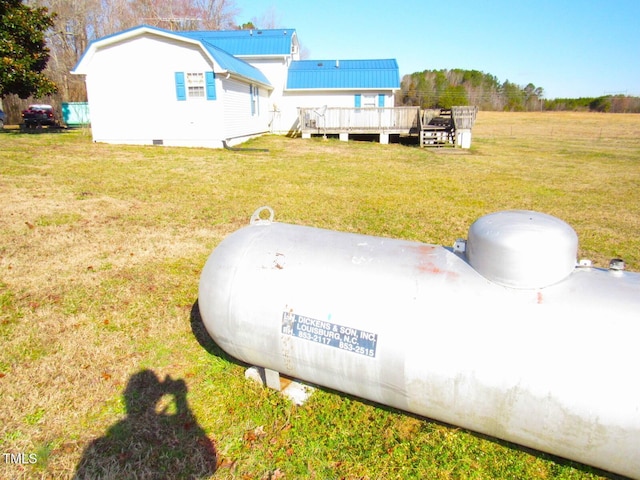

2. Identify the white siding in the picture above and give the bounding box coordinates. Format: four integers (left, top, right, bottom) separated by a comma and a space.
222, 77, 269, 144
244, 57, 290, 133
83, 33, 226, 147
276, 91, 396, 134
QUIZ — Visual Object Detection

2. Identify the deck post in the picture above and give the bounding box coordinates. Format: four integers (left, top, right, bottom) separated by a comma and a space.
379, 133, 389, 144
339, 132, 349, 142
452, 106, 478, 148
456, 129, 472, 148
264, 368, 282, 391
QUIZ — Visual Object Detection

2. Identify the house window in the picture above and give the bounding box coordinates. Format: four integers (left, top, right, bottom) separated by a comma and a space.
175, 71, 216, 101
363, 94, 376, 108
250, 84, 259, 115
187, 72, 205, 98
355, 94, 382, 108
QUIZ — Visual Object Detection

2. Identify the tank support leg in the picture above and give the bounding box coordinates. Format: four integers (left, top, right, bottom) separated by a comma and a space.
244, 366, 314, 405
264, 368, 282, 391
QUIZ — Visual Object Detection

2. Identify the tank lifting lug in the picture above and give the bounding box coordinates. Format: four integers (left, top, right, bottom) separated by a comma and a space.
250, 206, 275, 225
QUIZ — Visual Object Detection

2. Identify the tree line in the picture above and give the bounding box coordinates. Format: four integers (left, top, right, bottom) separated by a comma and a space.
544, 95, 640, 113
397, 69, 640, 113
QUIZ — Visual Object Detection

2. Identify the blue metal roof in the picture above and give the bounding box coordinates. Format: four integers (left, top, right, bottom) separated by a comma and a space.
200, 41, 271, 86
178, 29, 296, 56
286, 59, 400, 90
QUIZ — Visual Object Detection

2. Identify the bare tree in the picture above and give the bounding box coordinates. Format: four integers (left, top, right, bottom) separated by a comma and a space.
196, 0, 239, 30
21, 0, 240, 103
251, 4, 280, 29
124, 0, 239, 31
33, 0, 100, 100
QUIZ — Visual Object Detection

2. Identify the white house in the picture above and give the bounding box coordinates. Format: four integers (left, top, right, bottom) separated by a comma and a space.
282, 59, 403, 142
72, 25, 400, 148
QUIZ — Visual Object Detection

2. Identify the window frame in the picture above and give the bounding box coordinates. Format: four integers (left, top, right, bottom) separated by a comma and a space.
186, 72, 206, 99
250, 84, 260, 116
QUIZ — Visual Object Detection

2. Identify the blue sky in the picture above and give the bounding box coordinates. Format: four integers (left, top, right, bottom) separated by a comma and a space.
234, 0, 640, 99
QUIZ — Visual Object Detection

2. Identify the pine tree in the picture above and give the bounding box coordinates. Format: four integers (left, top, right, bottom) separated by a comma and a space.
0, 0, 58, 98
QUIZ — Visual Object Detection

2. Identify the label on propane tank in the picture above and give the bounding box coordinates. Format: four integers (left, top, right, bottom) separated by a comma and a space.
281, 311, 377, 357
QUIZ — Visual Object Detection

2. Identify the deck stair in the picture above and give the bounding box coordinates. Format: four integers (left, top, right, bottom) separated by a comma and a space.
419, 109, 454, 147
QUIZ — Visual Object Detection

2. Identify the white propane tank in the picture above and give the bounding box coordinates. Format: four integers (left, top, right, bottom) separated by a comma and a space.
198, 207, 640, 479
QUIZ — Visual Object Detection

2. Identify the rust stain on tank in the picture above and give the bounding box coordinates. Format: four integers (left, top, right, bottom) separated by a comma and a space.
417, 261, 445, 274
414, 245, 438, 255
411, 245, 458, 278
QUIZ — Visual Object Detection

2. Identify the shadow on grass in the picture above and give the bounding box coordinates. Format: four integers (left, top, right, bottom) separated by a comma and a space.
74, 369, 217, 479
189, 299, 221, 358
190, 299, 252, 369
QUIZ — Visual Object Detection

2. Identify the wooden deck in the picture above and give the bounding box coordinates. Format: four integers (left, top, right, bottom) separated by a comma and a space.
299, 106, 420, 136
298, 106, 478, 147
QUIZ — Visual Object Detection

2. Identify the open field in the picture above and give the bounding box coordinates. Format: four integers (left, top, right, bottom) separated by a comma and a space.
1, 111, 639, 479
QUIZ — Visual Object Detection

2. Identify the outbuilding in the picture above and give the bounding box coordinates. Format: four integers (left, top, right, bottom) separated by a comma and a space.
72, 25, 274, 148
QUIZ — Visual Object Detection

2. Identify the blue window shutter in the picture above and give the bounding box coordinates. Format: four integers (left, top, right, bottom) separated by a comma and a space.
378, 94, 385, 107
250, 85, 255, 115
175, 72, 186, 101
256, 86, 259, 115
205, 71, 216, 100
355, 94, 361, 108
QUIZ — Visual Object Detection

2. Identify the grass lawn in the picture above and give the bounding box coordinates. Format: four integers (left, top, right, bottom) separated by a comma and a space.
1, 111, 638, 479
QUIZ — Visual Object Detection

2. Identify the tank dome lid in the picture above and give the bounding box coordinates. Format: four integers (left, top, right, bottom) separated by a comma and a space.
466, 210, 578, 289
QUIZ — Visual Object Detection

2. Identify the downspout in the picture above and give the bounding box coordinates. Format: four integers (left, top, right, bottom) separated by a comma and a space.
222, 139, 269, 152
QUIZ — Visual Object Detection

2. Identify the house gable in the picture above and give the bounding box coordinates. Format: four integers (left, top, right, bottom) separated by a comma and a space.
72, 27, 272, 148
73, 25, 272, 89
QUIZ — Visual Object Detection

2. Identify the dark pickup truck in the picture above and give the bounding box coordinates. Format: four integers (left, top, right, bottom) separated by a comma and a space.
22, 104, 59, 128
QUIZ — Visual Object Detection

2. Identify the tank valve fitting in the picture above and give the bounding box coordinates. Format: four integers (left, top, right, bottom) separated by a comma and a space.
609, 258, 626, 271
453, 239, 466, 254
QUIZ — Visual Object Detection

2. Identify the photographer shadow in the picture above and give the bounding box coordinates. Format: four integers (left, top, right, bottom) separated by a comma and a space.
74, 369, 217, 479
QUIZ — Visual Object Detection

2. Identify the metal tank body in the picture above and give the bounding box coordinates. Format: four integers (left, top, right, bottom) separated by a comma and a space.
198, 207, 640, 479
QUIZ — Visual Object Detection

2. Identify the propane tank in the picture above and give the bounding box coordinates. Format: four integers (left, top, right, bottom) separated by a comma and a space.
198, 207, 640, 479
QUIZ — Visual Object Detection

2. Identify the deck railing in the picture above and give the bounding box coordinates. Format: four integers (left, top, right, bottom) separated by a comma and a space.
451, 106, 478, 129
298, 106, 420, 134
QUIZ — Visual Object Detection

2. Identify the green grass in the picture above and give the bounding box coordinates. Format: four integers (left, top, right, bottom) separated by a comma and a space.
0, 112, 639, 479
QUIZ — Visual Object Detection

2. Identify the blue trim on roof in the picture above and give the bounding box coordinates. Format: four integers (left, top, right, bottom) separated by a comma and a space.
286, 59, 400, 90
73, 25, 272, 87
